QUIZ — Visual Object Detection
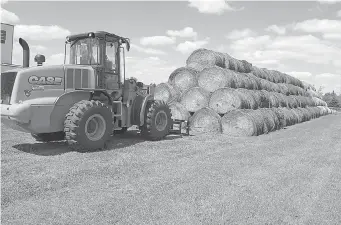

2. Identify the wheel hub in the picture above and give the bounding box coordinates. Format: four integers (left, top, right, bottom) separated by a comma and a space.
85, 114, 106, 141
155, 111, 168, 131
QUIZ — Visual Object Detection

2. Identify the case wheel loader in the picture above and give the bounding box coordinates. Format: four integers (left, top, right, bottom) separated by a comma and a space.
1, 31, 174, 151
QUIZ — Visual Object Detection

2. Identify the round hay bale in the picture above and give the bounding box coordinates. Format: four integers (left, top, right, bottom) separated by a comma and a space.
250, 90, 262, 108
247, 73, 262, 90
180, 87, 211, 113
259, 108, 278, 133
287, 95, 300, 108
243, 73, 259, 90
310, 107, 320, 118
290, 96, 303, 108
317, 106, 328, 116
223, 69, 238, 88
297, 108, 305, 122
240, 60, 253, 73
154, 82, 180, 104
305, 97, 315, 107
261, 68, 275, 82
257, 90, 272, 108
186, 48, 225, 72
307, 89, 319, 98
272, 83, 281, 93
224, 55, 245, 72
312, 97, 327, 106
189, 107, 222, 134
169, 102, 191, 125
168, 67, 198, 93
280, 107, 296, 126
198, 66, 228, 93
247, 109, 266, 135
233, 72, 248, 88
239, 73, 253, 89
234, 88, 258, 109
271, 108, 287, 128
274, 70, 286, 83
259, 79, 274, 92
266, 108, 280, 130
274, 92, 288, 107
221, 109, 258, 136
290, 108, 301, 124
305, 107, 313, 120
251, 66, 267, 79
277, 83, 290, 96
286, 84, 298, 95
209, 88, 245, 114
268, 93, 280, 108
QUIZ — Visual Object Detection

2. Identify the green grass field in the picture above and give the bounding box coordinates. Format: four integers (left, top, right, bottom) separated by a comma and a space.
1, 113, 341, 225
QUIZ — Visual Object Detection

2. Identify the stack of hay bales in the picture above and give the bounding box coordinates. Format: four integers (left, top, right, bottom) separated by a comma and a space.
154, 48, 333, 136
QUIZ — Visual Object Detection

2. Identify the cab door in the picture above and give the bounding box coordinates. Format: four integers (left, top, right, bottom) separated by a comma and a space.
103, 36, 120, 91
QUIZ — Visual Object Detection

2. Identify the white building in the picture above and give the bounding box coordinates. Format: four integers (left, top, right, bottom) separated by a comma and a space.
1, 23, 21, 73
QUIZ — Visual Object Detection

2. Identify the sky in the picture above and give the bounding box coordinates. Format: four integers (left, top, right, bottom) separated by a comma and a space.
1, 0, 341, 94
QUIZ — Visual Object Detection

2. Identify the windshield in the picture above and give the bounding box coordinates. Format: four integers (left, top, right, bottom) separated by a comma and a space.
69, 38, 99, 65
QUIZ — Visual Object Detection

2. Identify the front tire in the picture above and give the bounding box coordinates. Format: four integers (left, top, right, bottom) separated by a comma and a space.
64, 100, 113, 150
140, 100, 172, 141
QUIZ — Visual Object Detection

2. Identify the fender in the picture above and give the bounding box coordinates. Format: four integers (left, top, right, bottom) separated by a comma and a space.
49, 90, 92, 131
139, 94, 154, 126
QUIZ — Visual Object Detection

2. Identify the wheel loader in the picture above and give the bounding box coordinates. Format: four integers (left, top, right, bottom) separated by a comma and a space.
1, 31, 174, 150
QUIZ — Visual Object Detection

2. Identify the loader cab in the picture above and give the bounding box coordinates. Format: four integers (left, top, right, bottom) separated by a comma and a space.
65, 31, 130, 90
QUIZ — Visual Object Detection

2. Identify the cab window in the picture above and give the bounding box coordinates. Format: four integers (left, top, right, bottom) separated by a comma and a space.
105, 41, 118, 72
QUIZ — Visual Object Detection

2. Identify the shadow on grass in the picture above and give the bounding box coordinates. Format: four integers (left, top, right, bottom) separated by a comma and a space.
12, 130, 183, 156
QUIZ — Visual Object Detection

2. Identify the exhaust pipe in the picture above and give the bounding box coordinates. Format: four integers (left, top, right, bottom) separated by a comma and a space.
19, 38, 30, 68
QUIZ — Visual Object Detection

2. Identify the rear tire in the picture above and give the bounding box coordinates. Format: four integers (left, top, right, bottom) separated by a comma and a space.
64, 100, 113, 151
31, 132, 65, 142
140, 100, 172, 141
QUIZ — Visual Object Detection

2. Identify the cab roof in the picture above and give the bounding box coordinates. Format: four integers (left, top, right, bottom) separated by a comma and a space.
66, 31, 128, 42
65, 31, 130, 50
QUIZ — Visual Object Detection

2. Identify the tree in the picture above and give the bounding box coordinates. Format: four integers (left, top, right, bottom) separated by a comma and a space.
329, 94, 340, 107
317, 86, 324, 98
323, 92, 334, 105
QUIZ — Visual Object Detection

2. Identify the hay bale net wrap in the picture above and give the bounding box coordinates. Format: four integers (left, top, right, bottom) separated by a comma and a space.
189, 107, 222, 134
180, 87, 211, 113
221, 109, 260, 136
168, 67, 198, 93
186, 48, 225, 72
209, 88, 247, 114
154, 82, 180, 104
197, 66, 229, 93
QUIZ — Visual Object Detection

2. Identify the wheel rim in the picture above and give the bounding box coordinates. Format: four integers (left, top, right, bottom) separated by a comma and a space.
85, 114, 107, 141
155, 111, 168, 131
